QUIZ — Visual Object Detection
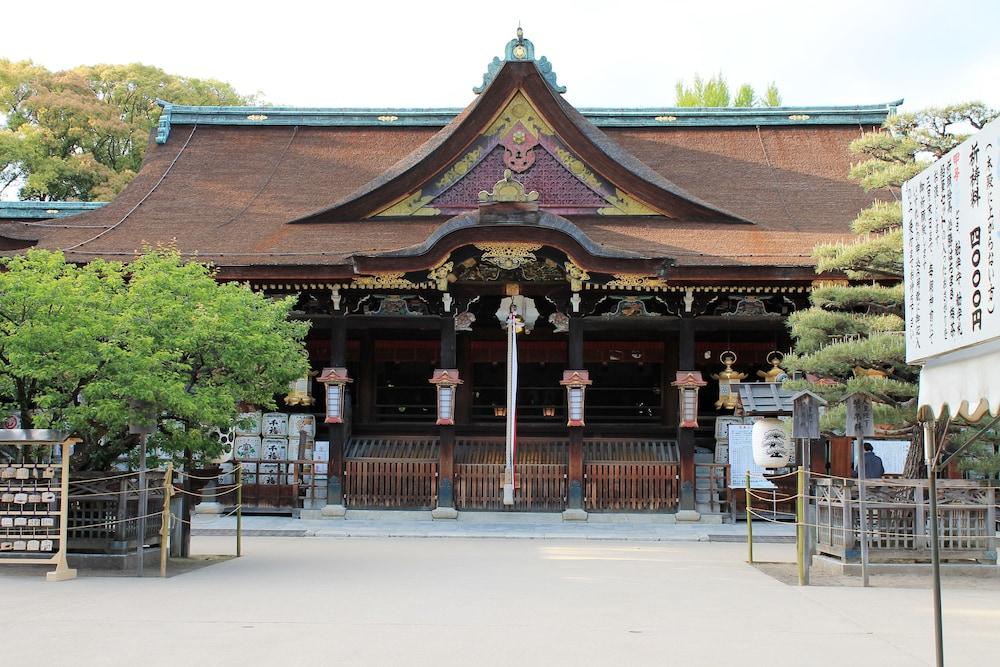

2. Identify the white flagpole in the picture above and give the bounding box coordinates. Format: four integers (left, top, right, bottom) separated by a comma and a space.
503, 305, 517, 506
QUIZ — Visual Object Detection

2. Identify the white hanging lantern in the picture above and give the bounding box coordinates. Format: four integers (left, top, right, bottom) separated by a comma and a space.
560, 370, 592, 427
429, 369, 463, 426
671, 371, 707, 428
318, 367, 352, 424
752, 418, 792, 468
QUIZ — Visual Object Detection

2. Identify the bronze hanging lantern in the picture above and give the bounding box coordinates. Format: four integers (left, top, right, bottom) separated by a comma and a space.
757, 351, 788, 383
712, 351, 747, 411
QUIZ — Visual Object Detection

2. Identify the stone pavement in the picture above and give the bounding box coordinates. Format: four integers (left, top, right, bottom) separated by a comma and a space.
191, 510, 798, 541
3, 535, 996, 667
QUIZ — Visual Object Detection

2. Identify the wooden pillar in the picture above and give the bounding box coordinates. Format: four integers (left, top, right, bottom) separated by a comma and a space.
567, 315, 585, 511
437, 316, 457, 512
662, 335, 678, 428
358, 332, 375, 424
677, 318, 697, 513
456, 334, 472, 425
326, 314, 347, 508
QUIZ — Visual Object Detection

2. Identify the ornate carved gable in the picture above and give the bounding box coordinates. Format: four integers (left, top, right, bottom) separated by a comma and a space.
373, 91, 660, 218
291, 32, 748, 226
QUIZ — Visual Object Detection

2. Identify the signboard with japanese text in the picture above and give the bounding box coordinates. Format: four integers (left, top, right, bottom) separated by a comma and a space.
903, 119, 1000, 364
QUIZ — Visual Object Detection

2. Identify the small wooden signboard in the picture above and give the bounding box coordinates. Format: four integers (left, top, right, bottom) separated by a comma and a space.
844, 392, 876, 438
0, 430, 78, 581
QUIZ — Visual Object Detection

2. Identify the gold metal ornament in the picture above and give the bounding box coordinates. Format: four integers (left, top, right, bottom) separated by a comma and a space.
478, 169, 539, 203
475, 242, 542, 270
712, 351, 747, 411
757, 351, 788, 383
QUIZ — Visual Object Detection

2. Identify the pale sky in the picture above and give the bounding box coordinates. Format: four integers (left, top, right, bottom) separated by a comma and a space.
3, 0, 999, 111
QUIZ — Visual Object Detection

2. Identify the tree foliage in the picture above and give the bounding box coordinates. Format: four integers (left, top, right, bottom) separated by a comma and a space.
674, 73, 781, 108
0, 60, 258, 201
784, 102, 999, 474
0, 248, 309, 470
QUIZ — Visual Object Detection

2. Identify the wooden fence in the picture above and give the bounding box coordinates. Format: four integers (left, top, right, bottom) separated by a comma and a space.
584, 462, 679, 512
343, 459, 438, 509
68, 471, 165, 554
813, 478, 998, 563
232, 459, 327, 511
455, 463, 567, 511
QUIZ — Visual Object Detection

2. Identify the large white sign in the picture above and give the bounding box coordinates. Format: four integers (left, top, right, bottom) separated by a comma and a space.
727, 424, 776, 489
903, 119, 1000, 363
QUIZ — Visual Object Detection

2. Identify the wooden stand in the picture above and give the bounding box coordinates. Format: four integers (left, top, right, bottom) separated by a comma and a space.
0, 432, 78, 582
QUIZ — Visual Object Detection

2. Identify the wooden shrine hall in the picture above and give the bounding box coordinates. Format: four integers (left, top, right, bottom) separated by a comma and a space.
5, 30, 898, 520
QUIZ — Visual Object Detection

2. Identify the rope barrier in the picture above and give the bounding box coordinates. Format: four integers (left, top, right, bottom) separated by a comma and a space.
69, 510, 164, 531
68, 485, 167, 498
170, 505, 242, 526
172, 464, 245, 481
67, 468, 161, 484
170, 484, 242, 498
746, 508, 985, 542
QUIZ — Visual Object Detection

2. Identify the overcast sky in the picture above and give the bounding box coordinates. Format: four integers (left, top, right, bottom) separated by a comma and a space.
3, 0, 998, 111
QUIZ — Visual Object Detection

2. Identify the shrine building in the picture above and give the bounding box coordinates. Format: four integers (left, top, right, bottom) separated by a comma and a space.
2, 31, 898, 520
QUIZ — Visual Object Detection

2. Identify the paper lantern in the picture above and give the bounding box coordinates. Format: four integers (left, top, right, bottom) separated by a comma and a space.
560, 370, 592, 427
317, 367, 352, 424
429, 369, 463, 426
752, 418, 791, 468
671, 371, 707, 428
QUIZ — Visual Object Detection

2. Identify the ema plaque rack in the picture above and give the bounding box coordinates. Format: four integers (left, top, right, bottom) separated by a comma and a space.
0, 430, 78, 581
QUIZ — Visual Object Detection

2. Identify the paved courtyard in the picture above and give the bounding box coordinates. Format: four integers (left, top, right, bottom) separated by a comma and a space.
2, 535, 997, 666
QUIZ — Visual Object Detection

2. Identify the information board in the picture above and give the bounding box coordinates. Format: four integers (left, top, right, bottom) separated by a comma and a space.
902, 119, 1000, 363
727, 424, 776, 489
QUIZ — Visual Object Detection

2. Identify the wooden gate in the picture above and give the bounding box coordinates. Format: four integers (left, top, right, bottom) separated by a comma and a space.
455, 439, 567, 511
584, 439, 680, 512
343, 437, 439, 510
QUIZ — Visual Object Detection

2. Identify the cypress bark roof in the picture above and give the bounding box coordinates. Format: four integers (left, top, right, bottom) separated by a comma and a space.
6, 53, 895, 277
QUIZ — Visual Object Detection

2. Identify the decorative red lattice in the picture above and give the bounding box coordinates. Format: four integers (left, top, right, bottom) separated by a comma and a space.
431, 145, 607, 209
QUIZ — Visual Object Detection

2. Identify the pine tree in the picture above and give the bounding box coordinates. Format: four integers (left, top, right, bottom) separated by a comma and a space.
783, 103, 998, 477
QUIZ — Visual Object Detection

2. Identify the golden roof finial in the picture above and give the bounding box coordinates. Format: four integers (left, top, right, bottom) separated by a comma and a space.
479, 169, 539, 203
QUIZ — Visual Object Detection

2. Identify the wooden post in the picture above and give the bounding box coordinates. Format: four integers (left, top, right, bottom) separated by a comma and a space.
797, 465, 806, 586
456, 334, 473, 425
46, 439, 77, 582
677, 319, 697, 515
236, 464, 243, 557
745, 470, 753, 564
160, 462, 173, 578
566, 315, 585, 514
327, 315, 347, 508
358, 332, 375, 424
435, 316, 457, 517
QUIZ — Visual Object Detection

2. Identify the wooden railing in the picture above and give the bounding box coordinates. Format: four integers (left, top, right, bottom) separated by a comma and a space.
343, 459, 437, 509
697, 463, 730, 515
232, 459, 327, 510
68, 471, 165, 553
584, 462, 679, 512
455, 463, 567, 511
813, 478, 998, 564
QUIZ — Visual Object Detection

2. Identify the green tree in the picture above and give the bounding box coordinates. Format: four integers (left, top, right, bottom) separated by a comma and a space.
783, 102, 998, 477
674, 73, 781, 108
0, 248, 309, 471
0, 61, 259, 201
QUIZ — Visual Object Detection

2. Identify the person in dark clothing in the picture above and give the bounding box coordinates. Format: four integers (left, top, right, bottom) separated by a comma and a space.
852, 442, 885, 478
